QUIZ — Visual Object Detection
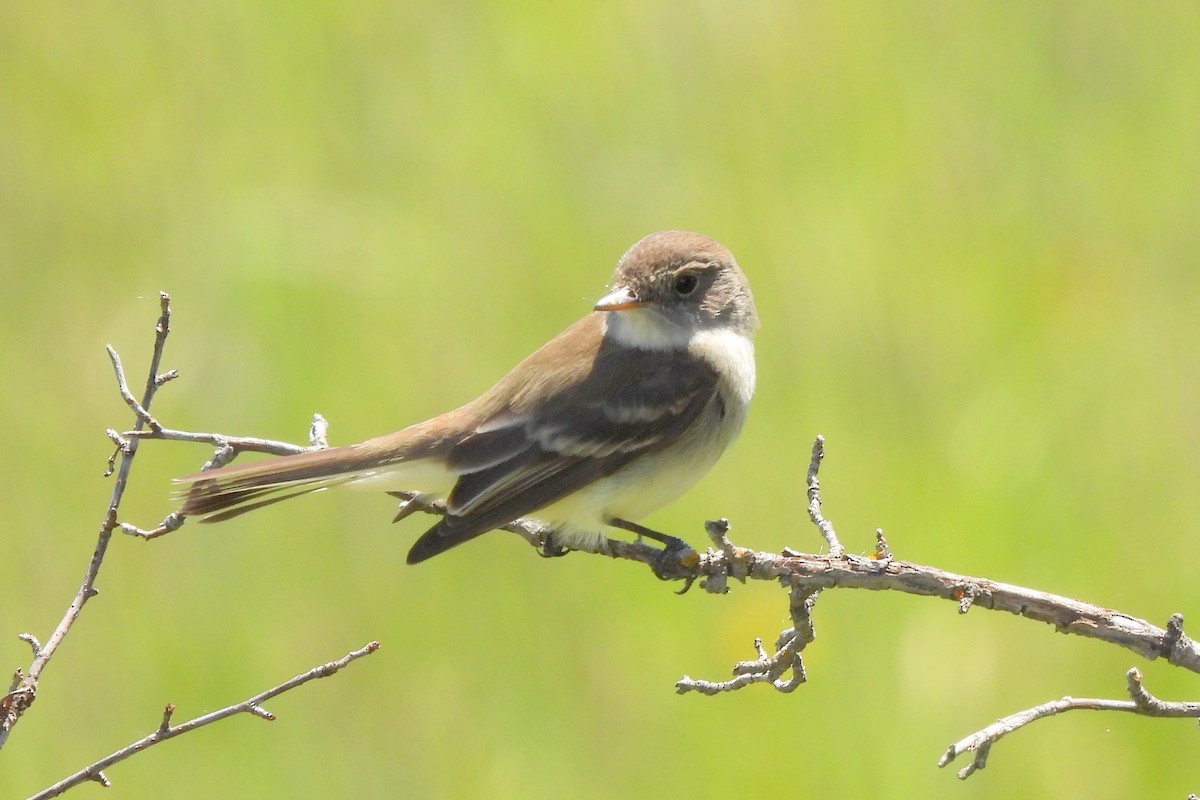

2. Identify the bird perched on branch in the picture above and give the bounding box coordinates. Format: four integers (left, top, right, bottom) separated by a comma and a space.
178, 230, 759, 565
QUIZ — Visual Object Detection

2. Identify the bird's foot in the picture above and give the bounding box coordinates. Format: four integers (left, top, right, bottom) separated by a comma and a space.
608, 518, 699, 588
654, 535, 700, 586
537, 531, 570, 558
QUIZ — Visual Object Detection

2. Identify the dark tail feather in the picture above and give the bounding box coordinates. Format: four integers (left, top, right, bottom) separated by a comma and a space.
195, 485, 335, 523
176, 447, 369, 521
406, 519, 490, 564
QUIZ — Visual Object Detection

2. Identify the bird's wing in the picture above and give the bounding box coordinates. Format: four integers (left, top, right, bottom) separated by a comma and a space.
406, 341, 721, 562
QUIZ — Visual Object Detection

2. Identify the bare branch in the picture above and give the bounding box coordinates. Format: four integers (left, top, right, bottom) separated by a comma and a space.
2, 293, 173, 750
128, 417, 1200, 677
121, 427, 310, 457
107, 344, 163, 433
667, 440, 1200, 777
28, 641, 381, 799
806, 434, 843, 556
112, 412, 330, 480
675, 587, 814, 696
939, 667, 1200, 779
17, 634, 42, 659
118, 512, 186, 540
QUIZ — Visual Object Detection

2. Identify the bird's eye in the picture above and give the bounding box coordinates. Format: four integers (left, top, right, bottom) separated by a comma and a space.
672, 272, 699, 297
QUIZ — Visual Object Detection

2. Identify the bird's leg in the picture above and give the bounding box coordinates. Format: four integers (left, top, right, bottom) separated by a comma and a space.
609, 517, 695, 582
609, 517, 685, 547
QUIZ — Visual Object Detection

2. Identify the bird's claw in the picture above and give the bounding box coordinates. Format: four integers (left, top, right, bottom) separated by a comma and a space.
651, 536, 699, 587
538, 533, 570, 558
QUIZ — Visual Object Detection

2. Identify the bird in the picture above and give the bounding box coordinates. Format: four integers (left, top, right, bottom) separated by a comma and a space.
177, 230, 759, 565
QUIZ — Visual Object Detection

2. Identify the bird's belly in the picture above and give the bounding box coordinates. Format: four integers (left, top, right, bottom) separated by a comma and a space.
540, 399, 743, 550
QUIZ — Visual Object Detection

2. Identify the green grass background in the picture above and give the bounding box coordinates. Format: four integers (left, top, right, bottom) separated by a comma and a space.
3, 2, 1199, 798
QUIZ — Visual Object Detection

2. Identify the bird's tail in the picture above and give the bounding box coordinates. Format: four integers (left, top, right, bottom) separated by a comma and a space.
176, 445, 385, 522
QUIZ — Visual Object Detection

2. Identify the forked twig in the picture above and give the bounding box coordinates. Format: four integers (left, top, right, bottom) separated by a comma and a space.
939, 667, 1200, 779
2, 294, 173, 751
7, 295, 384, 799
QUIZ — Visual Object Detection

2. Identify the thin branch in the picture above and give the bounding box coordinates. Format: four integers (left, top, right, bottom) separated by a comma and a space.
115, 409, 328, 460
939, 667, 1200, 779
1, 293, 173, 751
108, 341, 164, 433
127, 419, 1200, 674
28, 641, 381, 799
806, 435, 843, 556
118, 512, 186, 540
676, 585, 816, 695
768, 554, 1200, 670
120, 427, 310, 457
117, 415, 329, 539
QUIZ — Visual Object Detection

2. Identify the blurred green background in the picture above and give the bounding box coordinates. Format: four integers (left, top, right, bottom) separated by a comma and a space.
3, 2, 1199, 798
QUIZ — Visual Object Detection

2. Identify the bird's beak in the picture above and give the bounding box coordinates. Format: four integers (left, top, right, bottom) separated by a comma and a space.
594, 285, 646, 312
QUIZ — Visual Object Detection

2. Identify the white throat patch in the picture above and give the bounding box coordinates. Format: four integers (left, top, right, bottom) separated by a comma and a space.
602, 309, 692, 351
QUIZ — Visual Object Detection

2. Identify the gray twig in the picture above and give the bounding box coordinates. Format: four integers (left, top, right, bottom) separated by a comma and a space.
121, 427, 310, 457
308, 413, 329, 449
675, 583, 817, 696
119, 512, 186, 540
806, 435, 843, 556
2, 293, 173, 751
939, 667, 1200, 779
27, 642, 380, 799
6, 296, 384, 800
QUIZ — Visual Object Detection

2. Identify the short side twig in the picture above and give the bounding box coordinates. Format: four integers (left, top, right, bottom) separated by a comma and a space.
805, 435, 843, 556
28, 641, 381, 799
120, 427, 313, 457
675, 584, 817, 695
